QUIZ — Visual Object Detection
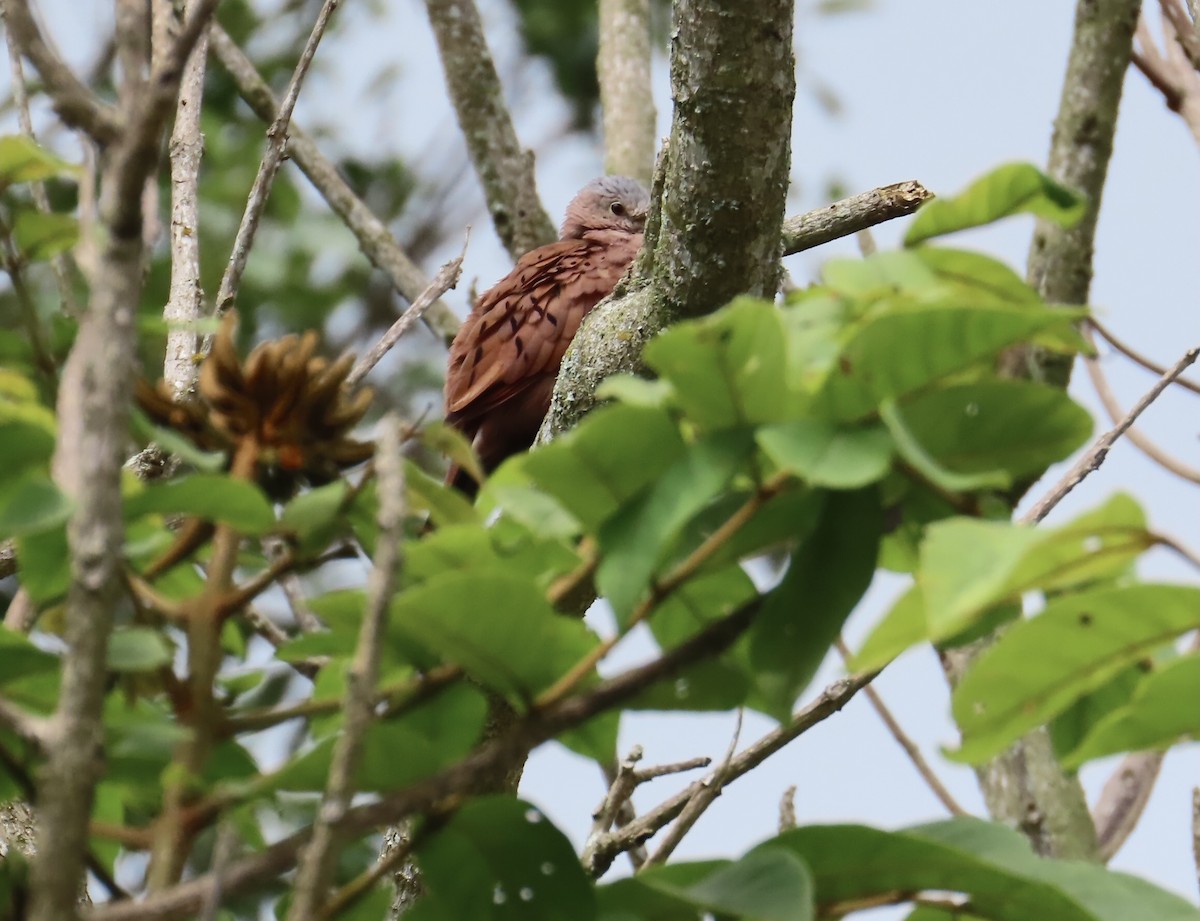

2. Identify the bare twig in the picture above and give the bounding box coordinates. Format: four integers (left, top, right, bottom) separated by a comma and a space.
643, 710, 743, 867
1193, 787, 1200, 897
598, 0, 656, 184
163, 0, 208, 396
287, 415, 406, 921
585, 672, 873, 878
778, 785, 797, 833
216, 0, 341, 314
781, 181, 932, 256
0, 695, 46, 747
2, 7, 80, 315
1090, 319, 1200, 395
835, 639, 966, 816
423, 0, 556, 257
1022, 344, 1200, 524
0, 0, 122, 143
198, 820, 240, 921
1132, 10, 1200, 149
207, 24, 461, 344
1093, 752, 1166, 862
1082, 346, 1200, 484
587, 746, 644, 848
347, 231, 468, 387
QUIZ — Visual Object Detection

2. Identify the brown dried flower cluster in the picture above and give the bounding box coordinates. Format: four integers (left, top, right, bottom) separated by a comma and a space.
137, 312, 374, 493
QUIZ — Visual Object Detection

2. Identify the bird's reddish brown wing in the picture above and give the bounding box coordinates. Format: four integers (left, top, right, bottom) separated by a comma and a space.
444, 234, 638, 434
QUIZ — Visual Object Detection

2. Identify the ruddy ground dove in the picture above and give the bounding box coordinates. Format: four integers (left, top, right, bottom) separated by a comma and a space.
444, 176, 649, 494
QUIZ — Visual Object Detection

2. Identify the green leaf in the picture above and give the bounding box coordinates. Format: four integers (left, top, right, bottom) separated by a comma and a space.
896, 380, 1092, 480
597, 431, 753, 624
521, 404, 686, 529
919, 494, 1151, 642
912, 247, 1043, 306
0, 470, 72, 538
904, 163, 1085, 246
635, 566, 758, 711
124, 474, 275, 534
106, 627, 173, 672
420, 420, 486, 488
1049, 662, 1144, 762
748, 488, 882, 719
815, 300, 1087, 422
406, 460, 481, 527
15, 524, 70, 603
850, 583, 926, 673
409, 798, 596, 921
951, 584, 1200, 763
634, 848, 815, 921
391, 572, 598, 707
595, 374, 674, 408
644, 297, 793, 428
13, 211, 78, 261
0, 627, 60, 712
1063, 653, 1200, 767
0, 135, 80, 184
777, 818, 1200, 921
277, 480, 350, 551
881, 399, 1011, 493
757, 420, 892, 489
272, 683, 487, 793
0, 420, 55, 473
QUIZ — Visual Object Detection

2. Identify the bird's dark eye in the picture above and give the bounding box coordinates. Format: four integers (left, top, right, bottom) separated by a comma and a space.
609, 200, 625, 216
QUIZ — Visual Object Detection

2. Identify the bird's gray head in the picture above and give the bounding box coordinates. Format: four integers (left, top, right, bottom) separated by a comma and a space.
560, 176, 650, 239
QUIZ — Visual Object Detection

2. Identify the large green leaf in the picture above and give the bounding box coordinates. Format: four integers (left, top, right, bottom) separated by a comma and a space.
0, 420, 55, 473
604, 849, 814, 921
124, 474, 276, 534
919, 494, 1150, 642
643, 297, 794, 429
634, 566, 757, 711
390, 572, 598, 707
106, 627, 174, 672
814, 299, 1086, 421
409, 798, 596, 921
1062, 653, 1200, 767
597, 431, 753, 624
757, 419, 892, 488
13, 210, 78, 261
776, 818, 1200, 921
521, 404, 686, 529
0, 135, 80, 185
896, 380, 1092, 479
0, 470, 72, 539
904, 163, 1085, 246
0, 626, 60, 713
951, 584, 1200, 762
748, 488, 882, 719
271, 683, 487, 793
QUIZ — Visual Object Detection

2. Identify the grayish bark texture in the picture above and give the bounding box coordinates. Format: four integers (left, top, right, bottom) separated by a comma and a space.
959, 0, 1141, 864
542, 0, 796, 438
424, 0, 557, 258
599, 0, 657, 184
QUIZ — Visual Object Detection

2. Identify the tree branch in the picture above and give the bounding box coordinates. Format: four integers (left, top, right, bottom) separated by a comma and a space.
782, 180, 931, 255
423, 0, 556, 257
215, 0, 341, 314
163, 0, 208, 397
542, 0, 797, 439
583, 672, 873, 878
1093, 751, 1165, 862
288, 416, 406, 920
598, 0, 657, 184
1022, 343, 1199, 524
24, 3, 224, 914
0, 0, 122, 143
207, 24, 461, 344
